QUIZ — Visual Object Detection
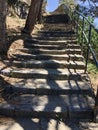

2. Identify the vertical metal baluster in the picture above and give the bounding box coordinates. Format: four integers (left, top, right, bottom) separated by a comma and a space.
76, 14, 79, 35
81, 17, 84, 47
73, 12, 76, 32
85, 24, 92, 73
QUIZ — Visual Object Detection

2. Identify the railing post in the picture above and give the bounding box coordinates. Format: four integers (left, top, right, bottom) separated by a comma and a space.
81, 17, 85, 47
76, 14, 79, 35
94, 86, 98, 122
85, 24, 92, 73
73, 12, 76, 32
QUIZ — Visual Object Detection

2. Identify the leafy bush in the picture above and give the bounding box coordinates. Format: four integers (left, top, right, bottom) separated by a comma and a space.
7, 0, 18, 6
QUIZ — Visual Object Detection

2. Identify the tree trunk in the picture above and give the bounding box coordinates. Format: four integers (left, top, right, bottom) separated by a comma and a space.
22, 0, 42, 35
0, 0, 7, 53
37, 0, 44, 24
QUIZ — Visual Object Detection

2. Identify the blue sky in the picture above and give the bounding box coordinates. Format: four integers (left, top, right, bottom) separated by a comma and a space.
46, 0, 59, 12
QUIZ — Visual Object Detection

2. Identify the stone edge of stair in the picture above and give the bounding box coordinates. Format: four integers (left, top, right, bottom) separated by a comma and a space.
0, 69, 84, 80
0, 102, 94, 120
3, 83, 93, 95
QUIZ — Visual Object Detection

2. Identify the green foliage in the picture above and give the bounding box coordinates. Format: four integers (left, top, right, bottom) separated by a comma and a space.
87, 62, 98, 74
77, 16, 98, 57
7, 0, 18, 6
59, 0, 77, 9
76, 15, 98, 71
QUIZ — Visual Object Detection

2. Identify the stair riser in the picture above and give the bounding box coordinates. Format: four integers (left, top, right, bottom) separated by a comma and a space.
33, 35, 76, 39
1, 72, 82, 80
34, 34, 76, 37
24, 44, 65, 50
0, 106, 93, 120
66, 51, 81, 55
35, 31, 75, 34
20, 49, 82, 55
13, 55, 69, 61
10, 62, 85, 69
5, 86, 92, 95
13, 54, 83, 61
20, 49, 66, 55
26, 40, 77, 45
24, 44, 80, 50
30, 37, 77, 41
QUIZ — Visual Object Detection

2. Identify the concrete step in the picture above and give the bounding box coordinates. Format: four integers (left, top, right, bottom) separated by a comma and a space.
0, 94, 95, 119
3, 78, 93, 95
42, 23, 72, 28
24, 43, 65, 50
3, 60, 85, 69
35, 30, 75, 35
18, 48, 66, 55
43, 14, 70, 24
66, 49, 82, 55
32, 33, 76, 39
19, 48, 82, 55
67, 44, 80, 49
24, 43, 80, 50
26, 39, 78, 45
12, 53, 84, 61
12, 53, 69, 61
1, 68, 85, 80
41, 23, 72, 26
29, 36, 76, 40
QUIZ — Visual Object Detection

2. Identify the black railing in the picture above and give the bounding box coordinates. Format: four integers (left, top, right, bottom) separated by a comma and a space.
71, 9, 98, 72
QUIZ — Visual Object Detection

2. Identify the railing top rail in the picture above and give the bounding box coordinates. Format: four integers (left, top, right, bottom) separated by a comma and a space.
74, 10, 98, 33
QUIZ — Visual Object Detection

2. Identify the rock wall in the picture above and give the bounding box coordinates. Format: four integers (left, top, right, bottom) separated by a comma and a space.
0, 0, 7, 52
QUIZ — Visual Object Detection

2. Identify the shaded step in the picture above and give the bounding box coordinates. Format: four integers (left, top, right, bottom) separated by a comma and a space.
24, 43, 65, 50
18, 48, 82, 55
44, 22, 70, 27
69, 54, 84, 61
19, 48, 67, 55
3, 78, 93, 95
24, 43, 80, 50
12, 53, 69, 61
67, 44, 80, 49
26, 39, 78, 45
0, 94, 94, 119
12, 53, 84, 61
66, 49, 82, 55
32, 33, 76, 39
29, 36, 76, 40
1, 68, 85, 80
43, 14, 70, 24
35, 30, 75, 35
4, 60, 85, 69
32, 31, 76, 36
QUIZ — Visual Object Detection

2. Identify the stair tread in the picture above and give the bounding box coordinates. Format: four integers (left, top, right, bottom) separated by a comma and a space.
19, 48, 81, 53
3, 78, 92, 92
0, 94, 94, 118
4, 59, 85, 66
11, 53, 83, 61
13, 53, 83, 58
1, 68, 85, 74
32, 35, 76, 39
19, 48, 66, 52
1, 67, 86, 79
24, 43, 80, 48
27, 39, 77, 43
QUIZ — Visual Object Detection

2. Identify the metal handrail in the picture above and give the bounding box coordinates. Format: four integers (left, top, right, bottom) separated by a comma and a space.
75, 10, 98, 32
71, 9, 98, 72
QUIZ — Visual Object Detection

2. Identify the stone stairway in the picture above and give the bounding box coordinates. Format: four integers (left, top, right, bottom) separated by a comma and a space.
0, 15, 95, 120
